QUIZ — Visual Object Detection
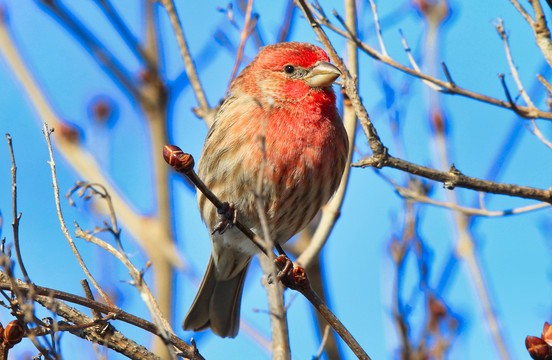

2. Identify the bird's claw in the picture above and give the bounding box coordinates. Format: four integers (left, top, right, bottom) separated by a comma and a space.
211, 202, 238, 235
276, 255, 294, 282
274, 255, 308, 290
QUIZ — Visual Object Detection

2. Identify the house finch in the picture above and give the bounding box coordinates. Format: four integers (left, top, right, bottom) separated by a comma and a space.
183, 42, 349, 338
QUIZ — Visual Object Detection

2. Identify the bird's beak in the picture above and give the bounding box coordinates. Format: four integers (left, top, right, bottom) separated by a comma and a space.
304, 61, 342, 88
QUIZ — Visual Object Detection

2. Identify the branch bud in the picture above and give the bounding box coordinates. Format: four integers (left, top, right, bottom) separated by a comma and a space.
163, 145, 195, 173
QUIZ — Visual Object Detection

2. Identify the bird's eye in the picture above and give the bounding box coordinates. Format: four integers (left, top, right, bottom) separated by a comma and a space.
283, 65, 295, 74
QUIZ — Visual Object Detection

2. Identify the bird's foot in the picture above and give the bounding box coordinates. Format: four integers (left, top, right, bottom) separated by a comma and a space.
274, 255, 308, 291
211, 202, 238, 235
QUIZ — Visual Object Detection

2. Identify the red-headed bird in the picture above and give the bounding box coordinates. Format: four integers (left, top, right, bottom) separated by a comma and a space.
183, 42, 349, 338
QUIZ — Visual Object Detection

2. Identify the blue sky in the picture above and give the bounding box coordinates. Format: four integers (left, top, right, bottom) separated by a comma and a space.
0, 0, 551, 359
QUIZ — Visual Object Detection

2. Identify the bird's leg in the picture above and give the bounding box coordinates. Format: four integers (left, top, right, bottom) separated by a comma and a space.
211, 201, 238, 235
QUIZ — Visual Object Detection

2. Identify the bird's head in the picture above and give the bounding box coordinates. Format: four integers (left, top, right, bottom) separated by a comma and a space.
233, 42, 341, 105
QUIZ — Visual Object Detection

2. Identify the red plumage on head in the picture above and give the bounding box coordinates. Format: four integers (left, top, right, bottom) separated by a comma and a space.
253, 42, 330, 70
232, 42, 335, 103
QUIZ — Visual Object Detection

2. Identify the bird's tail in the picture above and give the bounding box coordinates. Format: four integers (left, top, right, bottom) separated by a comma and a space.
183, 256, 249, 338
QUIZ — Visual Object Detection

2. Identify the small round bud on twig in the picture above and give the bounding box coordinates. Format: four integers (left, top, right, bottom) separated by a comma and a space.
526, 335, 552, 360
542, 322, 552, 347
163, 145, 195, 173
4, 320, 24, 348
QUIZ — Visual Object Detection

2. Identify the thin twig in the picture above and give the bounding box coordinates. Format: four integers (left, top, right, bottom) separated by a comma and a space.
259, 257, 290, 360
538, 73, 552, 93
441, 61, 456, 87
237, 0, 264, 49
42, 123, 114, 307
69, 182, 178, 358
382, 174, 551, 216
159, 0, 215, 125
80, 279, 102, 321
277, 0, 296, 43
0, 272, 202, 360
499, 73, 528, 118
398, 29, 441, 91
165, 146, 371, 359
36, 0, 142, 101
497, 70, 551, 150
94, 0, 156, 69
6, 134, 30, 283
306, 2, 552, 120
296, 0, 358, 268
495, 18, 534, 107
527, 118, 552, 149
139, 3, 175, 351
529, 0, 552, 68
368, 0, 388, 57
297, 278, 371, 360
456, 220, 513, 359
509, 0, 535, 25
313, 325, 331, 360
355, 153, 552, 204
75, 226, 179, 360
254, 110, 291, 360
163, 145, 272, 255
228, 0, 256, 85
296, 0, 552, 204
390, 198, 418, 358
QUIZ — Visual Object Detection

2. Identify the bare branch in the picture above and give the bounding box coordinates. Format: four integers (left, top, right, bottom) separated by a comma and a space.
495, 18, 535, 107
297, 0, 359, 268
94, 0, 156, 69
159, 0, 216, 125
356, 154, 552, 204
399, 30, 442, 91
253, 109, 291, 359
35, 0, 142, 101
75, 226, 179, 359
277, 0, 296, 43
228, 0, 257, 86
306, 3, 552, 120
382, 174, 551, 216
530, 0, 552, 68
368, 0, 388, 57
456, 224, 513, 359
0, 273, 202, 360
527, 119, 552, 149
509, 0, 535, 25
164, 146, 371, 359
296, 0, 386, 160
42, 123, 114, 307
5, 134, 30, 283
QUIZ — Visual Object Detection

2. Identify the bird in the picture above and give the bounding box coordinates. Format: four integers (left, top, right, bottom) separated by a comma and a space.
183, 42, 349, 338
